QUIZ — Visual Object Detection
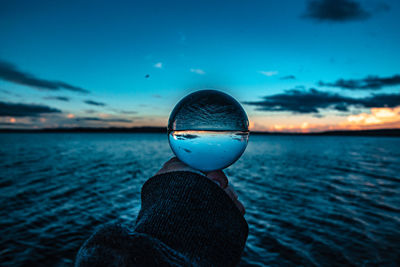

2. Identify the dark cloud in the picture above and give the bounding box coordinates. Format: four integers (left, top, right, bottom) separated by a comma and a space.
0, 122, 27, 126
363, 93, 400, 108
43, 96, 70, 102
0, 60, 89, 93
376, 2, 390, 12
107, 107, 137, 114
84, 100, 106, 106
0, 101, 61, 117
303, 0, 370, 22
119, 110, 138, 115
244, 88, 354, 113
75, 117, 132, 123
312, 113, 325, 118
280, 75, 296, 80
0, 89, 12, 94
243, 88, 400, 114
319, 74, 400, 90
0, 88, 21, 97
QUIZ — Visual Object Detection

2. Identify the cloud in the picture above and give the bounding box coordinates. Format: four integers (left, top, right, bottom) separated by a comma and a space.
43, 96, 70, 102
0, 122, 27, 126
319, 74, 400, 90
75, 117, 132, 123
243, 88, 400, 114
303, 0, 370, 22
107, 107, 137, 114
375, 2, 390, 13
258, 106, 400, 132
154, 62, 163, 68
118, 110, 137, 115
0, 60, 89, 93
363, 93, 400, 108
0, 88, 20, 97
0, 89, 12, 94
84, 100, 106, 106
0, 101, 61, 117
345, 107, 400, 126
281, 75, 296, 80
190, 68, 205, 75
259, 71, 279, 77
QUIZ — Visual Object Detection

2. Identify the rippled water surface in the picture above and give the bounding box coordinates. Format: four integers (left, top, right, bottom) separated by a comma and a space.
1, 133, 399, 266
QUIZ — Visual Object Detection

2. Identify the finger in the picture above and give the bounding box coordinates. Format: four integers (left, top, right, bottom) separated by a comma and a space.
224, 186, 238, 199
156, 157, 200, 176
224, 186, 245, 215
161, 157, 189, 172
206, 170, 228, 189
224, 186, 237, 201
162, 157, 180, 167
157, 157, 181, 175
234, 199, 246, 215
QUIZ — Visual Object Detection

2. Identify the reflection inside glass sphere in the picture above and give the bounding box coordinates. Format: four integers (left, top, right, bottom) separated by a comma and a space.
169, 130, 249, 171
168, 90, 249, 172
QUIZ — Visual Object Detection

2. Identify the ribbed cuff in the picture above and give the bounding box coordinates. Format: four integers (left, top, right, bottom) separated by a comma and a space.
134, 171, 248, 266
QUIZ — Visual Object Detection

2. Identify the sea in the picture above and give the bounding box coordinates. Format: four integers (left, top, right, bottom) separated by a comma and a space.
0, 133, 399, 266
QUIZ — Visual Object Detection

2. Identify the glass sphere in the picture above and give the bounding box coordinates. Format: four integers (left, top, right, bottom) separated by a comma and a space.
168, 90, 249, 172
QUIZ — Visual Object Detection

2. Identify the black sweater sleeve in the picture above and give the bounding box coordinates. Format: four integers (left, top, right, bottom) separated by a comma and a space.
75, 171, 248, 266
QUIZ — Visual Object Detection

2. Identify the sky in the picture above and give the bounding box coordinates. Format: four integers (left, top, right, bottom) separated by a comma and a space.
0, 0, 399, 132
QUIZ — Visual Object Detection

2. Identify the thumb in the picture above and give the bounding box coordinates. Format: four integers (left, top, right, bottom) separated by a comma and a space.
205, 170, 228, 189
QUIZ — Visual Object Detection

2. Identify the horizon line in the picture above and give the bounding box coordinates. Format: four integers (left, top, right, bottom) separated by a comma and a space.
0, 126, 399, 136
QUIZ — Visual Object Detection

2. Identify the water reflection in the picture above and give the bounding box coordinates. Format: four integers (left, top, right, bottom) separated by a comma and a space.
169, 130, 249, 171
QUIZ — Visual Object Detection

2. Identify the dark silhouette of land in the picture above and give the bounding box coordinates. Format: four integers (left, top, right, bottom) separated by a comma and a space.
0, 127, 399, 136
0, 127, 167, 133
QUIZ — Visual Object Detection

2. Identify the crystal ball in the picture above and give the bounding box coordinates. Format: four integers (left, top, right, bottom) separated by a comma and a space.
168, 90, 249, 172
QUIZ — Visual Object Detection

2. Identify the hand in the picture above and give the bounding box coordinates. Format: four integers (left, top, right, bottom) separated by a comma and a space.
156, 157, 199, 176
156, 157, 245, 215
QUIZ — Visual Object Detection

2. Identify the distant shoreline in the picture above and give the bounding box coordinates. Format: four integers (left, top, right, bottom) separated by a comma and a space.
0, 127, 399, 136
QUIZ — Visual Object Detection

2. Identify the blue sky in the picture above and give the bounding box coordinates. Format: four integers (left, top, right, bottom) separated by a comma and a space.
1, 0, 399, 131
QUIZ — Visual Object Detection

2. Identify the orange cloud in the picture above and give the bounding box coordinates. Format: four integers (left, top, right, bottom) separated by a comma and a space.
266, 123, 312, 133
67, 114, 75, 119
98, 113, 111, 118
344, 107, 400, 129
250, 106, 400, 132
248, 121, 255, 130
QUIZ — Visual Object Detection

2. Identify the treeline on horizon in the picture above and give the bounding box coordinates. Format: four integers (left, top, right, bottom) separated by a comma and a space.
0, 127, 399, 136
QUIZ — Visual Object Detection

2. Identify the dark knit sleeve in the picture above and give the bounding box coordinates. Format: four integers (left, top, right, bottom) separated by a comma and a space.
75, 171, 248, 267
134, 171, 248, 266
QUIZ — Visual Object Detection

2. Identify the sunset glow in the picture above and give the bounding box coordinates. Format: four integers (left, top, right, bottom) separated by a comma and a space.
344, 107, 400, 129
248, 107, 400, 132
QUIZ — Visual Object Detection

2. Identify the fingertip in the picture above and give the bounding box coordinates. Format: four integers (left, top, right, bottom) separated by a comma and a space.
237, 200, 246, 215
167, 157, 180, 164
206, 170, 228, 189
